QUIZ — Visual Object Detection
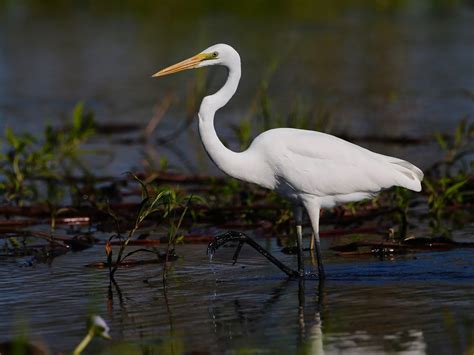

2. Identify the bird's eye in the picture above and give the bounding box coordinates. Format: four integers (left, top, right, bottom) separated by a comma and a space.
212, 51, 219, 58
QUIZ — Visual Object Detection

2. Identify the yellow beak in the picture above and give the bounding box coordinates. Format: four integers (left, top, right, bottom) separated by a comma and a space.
152, 53, 207, 77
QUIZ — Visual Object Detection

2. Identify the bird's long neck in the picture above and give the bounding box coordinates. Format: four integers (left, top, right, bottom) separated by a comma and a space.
198, 62, 251, 181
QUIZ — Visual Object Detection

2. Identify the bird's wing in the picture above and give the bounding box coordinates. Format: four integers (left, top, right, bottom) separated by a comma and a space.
258, 129, 421, 196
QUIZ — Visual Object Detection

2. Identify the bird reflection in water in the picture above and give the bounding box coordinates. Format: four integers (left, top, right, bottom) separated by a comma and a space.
208, 278, 326, 352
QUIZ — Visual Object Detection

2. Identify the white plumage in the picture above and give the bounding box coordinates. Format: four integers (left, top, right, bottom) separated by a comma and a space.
153, 43, 423, 278
246, 128, 422, 205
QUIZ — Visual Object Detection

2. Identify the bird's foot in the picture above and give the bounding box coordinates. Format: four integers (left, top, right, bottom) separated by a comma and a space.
207, 231, 248, 263
207, 231, 300, 278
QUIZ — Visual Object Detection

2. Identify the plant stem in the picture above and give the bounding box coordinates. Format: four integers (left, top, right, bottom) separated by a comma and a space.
163, 198, 190, 285
73, 330, 94, 355
110, 226, 137, 278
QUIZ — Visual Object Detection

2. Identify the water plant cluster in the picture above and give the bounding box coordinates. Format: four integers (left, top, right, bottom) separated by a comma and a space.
0, 103, 95, 206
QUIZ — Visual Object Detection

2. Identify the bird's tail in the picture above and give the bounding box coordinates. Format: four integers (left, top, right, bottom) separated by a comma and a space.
388, 159, 424, 192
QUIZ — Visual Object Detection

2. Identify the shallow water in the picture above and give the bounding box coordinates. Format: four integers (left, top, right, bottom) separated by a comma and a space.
1, 233, 473, 354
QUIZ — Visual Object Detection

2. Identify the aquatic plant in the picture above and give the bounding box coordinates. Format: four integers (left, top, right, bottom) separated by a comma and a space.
424, 175, 469, 235
388, 186, 414, 240
430, 117, 474, 176
106, 174, 199, 281
423, 118, 474, 235
73, 315, 111, 355
0, 102, 96, 207
162, 194, 193, 284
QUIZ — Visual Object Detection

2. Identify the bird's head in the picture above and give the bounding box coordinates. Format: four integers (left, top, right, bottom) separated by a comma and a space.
152, 43, 239, 78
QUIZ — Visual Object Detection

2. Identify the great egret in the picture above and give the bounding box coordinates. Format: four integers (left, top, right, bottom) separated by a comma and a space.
153, 43, 423, 278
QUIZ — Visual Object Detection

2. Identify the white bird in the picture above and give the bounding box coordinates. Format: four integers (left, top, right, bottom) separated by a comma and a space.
152, 43, 423, 278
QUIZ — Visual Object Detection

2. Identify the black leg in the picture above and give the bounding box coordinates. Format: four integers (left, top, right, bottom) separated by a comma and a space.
208, 231, 300, 278
296, 225, 304, 277
314, 231, 326, 279
232, 241, 244, 265
294, 206, 305, 277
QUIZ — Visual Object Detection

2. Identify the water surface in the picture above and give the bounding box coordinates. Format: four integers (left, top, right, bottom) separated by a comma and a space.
1, 233, 473, 354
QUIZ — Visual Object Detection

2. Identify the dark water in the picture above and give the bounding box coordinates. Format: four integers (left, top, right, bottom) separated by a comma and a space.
1, 233, 473, 354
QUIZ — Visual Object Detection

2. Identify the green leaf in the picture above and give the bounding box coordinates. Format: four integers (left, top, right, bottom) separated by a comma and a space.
159, 156, 168, 171
454, 118, 466, 146
445, 179, 468, 198
127, 172, 149, 200
135, 196, 151, 225
72, 102, 84, 132
5, 127, 19, 149
434, 132, 447, 151
423, 179, 435, 193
